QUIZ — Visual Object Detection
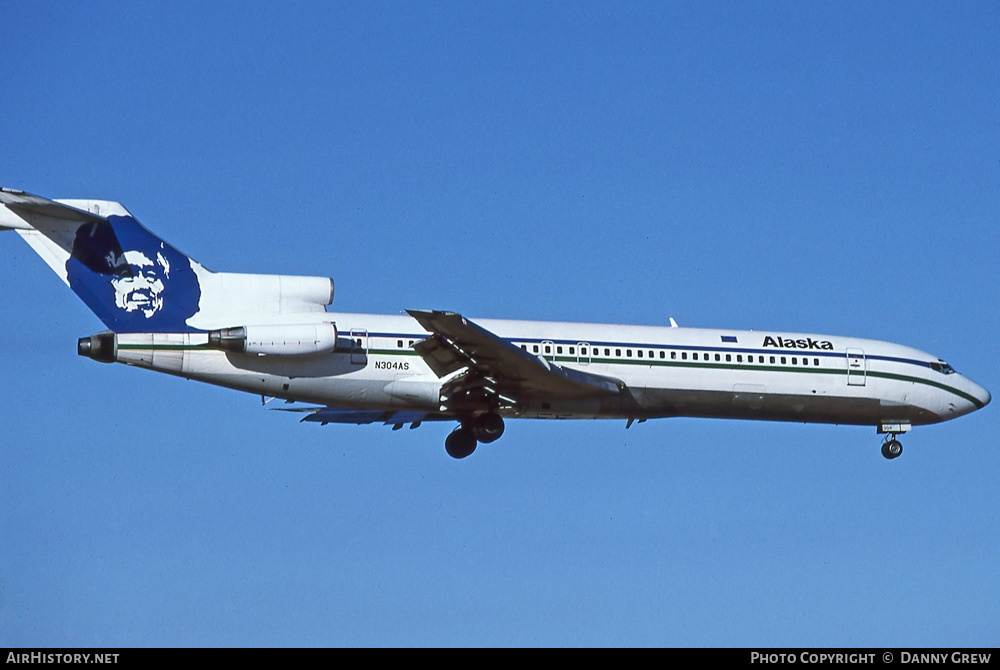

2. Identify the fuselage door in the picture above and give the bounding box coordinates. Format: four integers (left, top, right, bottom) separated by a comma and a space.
846, 347, 866, 386
577, 342, 592, 366
350, 328, 368, 365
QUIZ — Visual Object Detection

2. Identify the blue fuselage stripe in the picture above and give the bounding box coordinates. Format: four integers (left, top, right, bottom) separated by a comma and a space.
362, 331, 936, 372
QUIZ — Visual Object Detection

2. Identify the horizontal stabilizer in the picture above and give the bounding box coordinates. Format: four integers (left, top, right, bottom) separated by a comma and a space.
0, 188, 105, 225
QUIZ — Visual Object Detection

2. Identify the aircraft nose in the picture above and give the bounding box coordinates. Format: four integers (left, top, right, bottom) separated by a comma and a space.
961, 378, 991, 413
973, 383, 991, 409
944, 378, 990, 420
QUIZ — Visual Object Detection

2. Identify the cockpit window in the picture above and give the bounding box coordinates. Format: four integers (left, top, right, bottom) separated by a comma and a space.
930, 360, 957, 375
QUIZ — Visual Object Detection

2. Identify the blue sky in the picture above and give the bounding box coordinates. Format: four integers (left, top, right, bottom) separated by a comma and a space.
2, 1, 998, 647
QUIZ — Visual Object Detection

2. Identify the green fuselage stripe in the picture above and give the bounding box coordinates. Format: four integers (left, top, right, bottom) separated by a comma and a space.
113, 345, 983, 408
374, 349, 983, 408
117, 343, 212, 350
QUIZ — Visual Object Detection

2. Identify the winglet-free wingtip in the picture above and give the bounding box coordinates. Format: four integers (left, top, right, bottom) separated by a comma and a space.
0, 188, 32, 208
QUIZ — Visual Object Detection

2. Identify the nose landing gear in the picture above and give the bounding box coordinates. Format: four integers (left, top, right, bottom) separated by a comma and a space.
878, 421, 910, 460
881, 437, 903, 460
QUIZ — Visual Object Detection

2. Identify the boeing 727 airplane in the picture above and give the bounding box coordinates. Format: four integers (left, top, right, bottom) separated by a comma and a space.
0, 188, 990, 459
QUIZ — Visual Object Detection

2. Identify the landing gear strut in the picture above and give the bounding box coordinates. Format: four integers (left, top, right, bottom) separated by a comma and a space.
445, 413, 505, 459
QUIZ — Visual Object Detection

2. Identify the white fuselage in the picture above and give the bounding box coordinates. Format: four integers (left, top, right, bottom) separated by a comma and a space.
4, 188, 987, 455
112, 311, 991, 428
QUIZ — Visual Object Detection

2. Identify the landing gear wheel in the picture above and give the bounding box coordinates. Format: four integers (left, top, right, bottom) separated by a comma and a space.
473, 414, 505, 444
445, 426, 477, 459
881, 439, 903, 460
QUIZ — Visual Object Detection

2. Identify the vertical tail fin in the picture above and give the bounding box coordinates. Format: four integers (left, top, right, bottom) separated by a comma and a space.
1, 188, 203, 333
2, 188, 336, 334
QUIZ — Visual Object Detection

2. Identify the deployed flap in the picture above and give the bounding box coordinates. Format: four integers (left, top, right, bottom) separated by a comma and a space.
412, 333, 474, 377
406, 310, 623, 403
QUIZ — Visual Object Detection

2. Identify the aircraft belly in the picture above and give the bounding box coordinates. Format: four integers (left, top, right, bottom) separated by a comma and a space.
384, 377, 440, 409
174, 350, 394, 408
512, 397, 607, 419
633, 387, 942, 426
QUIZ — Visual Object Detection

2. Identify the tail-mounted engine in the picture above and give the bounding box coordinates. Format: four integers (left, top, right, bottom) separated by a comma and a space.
207, 323, 338, 356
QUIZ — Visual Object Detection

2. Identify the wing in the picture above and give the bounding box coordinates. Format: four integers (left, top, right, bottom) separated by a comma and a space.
406, 309, 624, 412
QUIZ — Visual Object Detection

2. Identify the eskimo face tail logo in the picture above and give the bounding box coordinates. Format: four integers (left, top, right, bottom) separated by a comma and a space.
110, 249, 170, 317
65, 216, 201, 333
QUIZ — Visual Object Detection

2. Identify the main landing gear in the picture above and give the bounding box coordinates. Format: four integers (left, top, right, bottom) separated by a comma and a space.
445, 413, 505, 459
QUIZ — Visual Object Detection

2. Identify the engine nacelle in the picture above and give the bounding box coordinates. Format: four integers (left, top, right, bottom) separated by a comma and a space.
208, 323, 338, 356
